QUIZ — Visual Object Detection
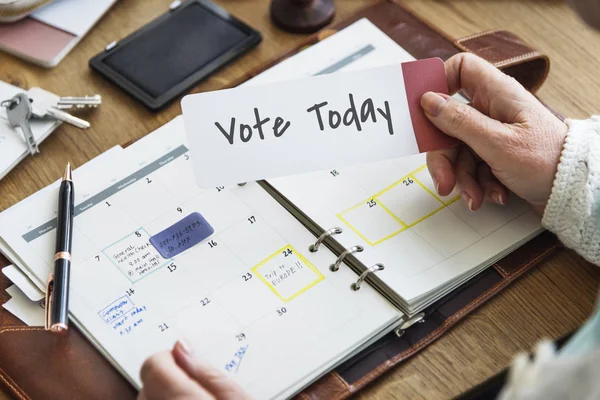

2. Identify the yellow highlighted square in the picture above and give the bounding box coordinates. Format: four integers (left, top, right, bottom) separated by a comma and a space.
337, 165, 456, 246
252, 245, 324, 302
337, 198, 406, 245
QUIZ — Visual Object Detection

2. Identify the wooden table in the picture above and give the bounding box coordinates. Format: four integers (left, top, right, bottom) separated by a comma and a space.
1, 1, 600, 399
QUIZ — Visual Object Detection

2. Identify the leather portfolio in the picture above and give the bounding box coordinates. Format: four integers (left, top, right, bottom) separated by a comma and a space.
0, 1, 560, 399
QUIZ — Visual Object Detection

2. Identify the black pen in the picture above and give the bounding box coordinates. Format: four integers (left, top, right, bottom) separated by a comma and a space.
45, 162, 74, 333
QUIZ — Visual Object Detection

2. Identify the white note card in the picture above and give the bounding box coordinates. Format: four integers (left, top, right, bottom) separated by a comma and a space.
181, 60, 453, 188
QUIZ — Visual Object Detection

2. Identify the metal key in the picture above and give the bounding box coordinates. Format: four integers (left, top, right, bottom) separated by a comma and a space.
27, 88, 90, 129
2, 93, 38, 155
29, 87, 101, 110
45, 108, 91, 129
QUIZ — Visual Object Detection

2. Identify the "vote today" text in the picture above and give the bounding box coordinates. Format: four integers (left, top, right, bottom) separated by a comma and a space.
213, 92, 394, 145
306, 93, 394, 135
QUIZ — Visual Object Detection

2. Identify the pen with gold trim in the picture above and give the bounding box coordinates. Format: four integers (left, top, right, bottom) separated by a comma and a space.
45, 162, 74, 333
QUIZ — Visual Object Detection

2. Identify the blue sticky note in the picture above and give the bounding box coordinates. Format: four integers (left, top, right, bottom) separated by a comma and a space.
149, 212, 214, 258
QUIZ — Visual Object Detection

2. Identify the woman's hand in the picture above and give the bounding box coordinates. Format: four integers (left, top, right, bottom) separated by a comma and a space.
138, 340, 251, 400
421, 53, 568, 214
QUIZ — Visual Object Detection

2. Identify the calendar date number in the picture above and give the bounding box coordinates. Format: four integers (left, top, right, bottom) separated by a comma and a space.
241, 272, 252, 282
276, 307, 287, 316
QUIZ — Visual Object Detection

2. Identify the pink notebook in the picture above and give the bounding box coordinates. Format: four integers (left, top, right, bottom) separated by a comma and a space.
0, 0, 117, 68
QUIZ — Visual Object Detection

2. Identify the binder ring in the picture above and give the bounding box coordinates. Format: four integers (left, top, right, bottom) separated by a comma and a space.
329, 245, 363, 271
351, 263, 384, 291
309, 227, 343, 252
394, 312, 425, 338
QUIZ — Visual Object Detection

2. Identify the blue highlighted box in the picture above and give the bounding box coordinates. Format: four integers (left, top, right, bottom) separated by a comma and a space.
149, 212, 214, 258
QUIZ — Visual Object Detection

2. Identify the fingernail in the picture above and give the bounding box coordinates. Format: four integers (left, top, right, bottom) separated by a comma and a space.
461, 191, 474, 212
175, 338, 193, 357
492, 191, 505, 205
433, 176, 440, 195
421, 92, 447, 117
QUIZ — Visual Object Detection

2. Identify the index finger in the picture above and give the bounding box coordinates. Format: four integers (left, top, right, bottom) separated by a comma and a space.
444, 53, 515, 96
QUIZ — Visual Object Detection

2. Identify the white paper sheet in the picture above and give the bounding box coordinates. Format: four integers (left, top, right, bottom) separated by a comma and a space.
3, 285, 45, 326
2, 265, 44, 301
31, 0, 117, 37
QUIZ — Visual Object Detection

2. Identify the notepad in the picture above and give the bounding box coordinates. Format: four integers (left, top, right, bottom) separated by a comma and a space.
0, 19, 542, 400
0, 0, 117, 67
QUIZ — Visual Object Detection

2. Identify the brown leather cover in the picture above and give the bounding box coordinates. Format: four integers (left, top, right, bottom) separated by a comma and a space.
0, 1, 557, 399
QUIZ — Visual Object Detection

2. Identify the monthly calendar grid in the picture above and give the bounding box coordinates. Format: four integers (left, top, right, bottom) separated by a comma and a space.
67, 151, 344, 351
28, 146, 364, 390
22, 149, 331, 341
337, 164, 461, 246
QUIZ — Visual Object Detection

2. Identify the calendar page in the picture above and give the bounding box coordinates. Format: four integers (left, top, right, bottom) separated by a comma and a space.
244, 18, 542, 310
0, 117, 401, 399
270, 155, 541, 309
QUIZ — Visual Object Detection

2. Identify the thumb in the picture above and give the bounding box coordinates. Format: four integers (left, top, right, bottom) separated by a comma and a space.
421, 92, 508, 161
172, 339, 251, 400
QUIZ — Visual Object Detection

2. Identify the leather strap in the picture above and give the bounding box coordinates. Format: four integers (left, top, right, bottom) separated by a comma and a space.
454, 29, 550, 93
232, 3, 550, 96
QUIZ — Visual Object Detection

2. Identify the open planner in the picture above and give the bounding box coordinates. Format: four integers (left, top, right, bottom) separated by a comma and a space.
0, 19, 543, 399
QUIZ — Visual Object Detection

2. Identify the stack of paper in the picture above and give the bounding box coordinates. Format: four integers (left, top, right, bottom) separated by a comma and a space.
31, 0, 117, 38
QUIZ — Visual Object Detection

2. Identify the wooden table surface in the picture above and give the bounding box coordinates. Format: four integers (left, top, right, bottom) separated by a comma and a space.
1, 1, 600, 399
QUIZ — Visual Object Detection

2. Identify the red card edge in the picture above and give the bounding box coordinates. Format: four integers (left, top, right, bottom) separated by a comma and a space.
401, 58, 458, 152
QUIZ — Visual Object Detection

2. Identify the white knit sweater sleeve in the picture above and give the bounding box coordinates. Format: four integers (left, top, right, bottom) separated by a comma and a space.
542, 116, 600, 265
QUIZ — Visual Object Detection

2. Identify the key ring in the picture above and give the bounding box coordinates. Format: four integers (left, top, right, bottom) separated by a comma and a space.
1, 98, 18, 109
0, 98, 17, 122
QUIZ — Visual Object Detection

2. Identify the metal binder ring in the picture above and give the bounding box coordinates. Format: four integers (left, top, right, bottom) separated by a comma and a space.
329, 245, 363, 271
351, 263, 384, 291
394, 312, 426, 338
309, 227, 343, 252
